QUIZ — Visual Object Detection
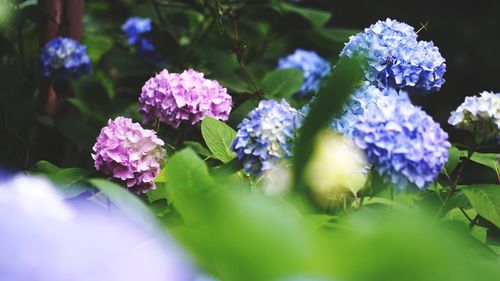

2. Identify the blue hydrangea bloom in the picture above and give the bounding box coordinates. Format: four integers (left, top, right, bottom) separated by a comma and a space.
122, 17, 165, 64
300, 83, 409, 138
40, 37, 91, 80
231, 99, 302, 176
341, 18, 446, 94
331, 83, 409, 137
277, 49, 331, 97
448, 91, 500, 141
122, 17, 154, 53
352, 96, 450, 189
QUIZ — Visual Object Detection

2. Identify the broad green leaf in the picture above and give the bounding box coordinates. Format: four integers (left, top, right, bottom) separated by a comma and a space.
463, 184, 500, 227
48, 168, 92, 198
261, 69, 304, 99
83, 35, 113, 63
147, 182, 169, 203
471, 152, 500, 173
88, 178, 157, 229
95, 71, 116, 99
165, 148, 215, 223
293, 55, 365, 197
29, 160, 61, 175
444, 146, 465, 175
280, 3, 331, 28
184, 141, 212, 158
53, 117, 96, 152
201, 117, 237, 163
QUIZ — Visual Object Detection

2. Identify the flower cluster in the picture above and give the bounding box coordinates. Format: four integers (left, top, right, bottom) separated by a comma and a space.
122, 17, 155, 54
331, 83, 409, 137
92, 117, 166, 194
0, 174, 195, 281
448, 91, 500, 140
139, 69, 232, 128
277, 49, 331, 97
231, 99, 302, 176
352, 96, 450, 189
40, 37, 92, 80
341, 18, 446, 94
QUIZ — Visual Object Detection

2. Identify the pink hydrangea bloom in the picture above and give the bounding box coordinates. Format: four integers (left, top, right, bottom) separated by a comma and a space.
139, 69, 232, 128
92, 117, 166, 194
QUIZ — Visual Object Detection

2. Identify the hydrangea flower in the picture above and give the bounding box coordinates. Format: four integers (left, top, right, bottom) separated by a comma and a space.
231, 99, 302, 176
448, 91, 500, 141
139, 69, 232, 128
341, 18, 446, 94
0, 174, 195, 281
277, 49, 331, 97
92, 117, 166, 194
40, 37, 92, 80
352, 97, 450, 189
121, 16, 165, 64
331, 83, 409, 137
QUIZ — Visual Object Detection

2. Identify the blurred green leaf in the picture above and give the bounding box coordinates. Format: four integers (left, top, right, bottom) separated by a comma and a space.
293, 55, 364, 196
165, 148, 215, 223
463, 184, 500, 227
280, 3, 331, 29
201, 117, 237, 163
261, 68, 303, 99
184, 141, 212, 158
48, 168, 92, 198
88, 178, 158, 229
147, 182, 169, 203
29, 160, 61, 175
83, 35, 113, 63
53, 117, 96, 152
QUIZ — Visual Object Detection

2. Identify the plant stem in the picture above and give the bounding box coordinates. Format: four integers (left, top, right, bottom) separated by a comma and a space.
435, 147, 476, 219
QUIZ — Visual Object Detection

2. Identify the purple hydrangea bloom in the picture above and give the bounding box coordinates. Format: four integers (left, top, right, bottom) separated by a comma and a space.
352, 96, 450, 189
139, 69, 232, 128
277, 49, 331, 97
448, 91, 500, 141
231, 99, 302, 176
40, 37, 92, 80
92, 117, 166, 194
331, 83, 409, 137
0, 174, 195, 281
341, 18, 446, 94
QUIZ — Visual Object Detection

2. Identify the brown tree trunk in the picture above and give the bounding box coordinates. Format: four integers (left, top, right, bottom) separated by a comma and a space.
38, 0, 84, 164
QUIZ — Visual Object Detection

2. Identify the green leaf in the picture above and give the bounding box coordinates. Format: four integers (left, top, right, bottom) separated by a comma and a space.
83, 35, 113, 63
147, 182, 169, 203
53, 117, 96, 152
48, 168, 92, 198
29, 160, 61, 175
88, 178, 158, 229
463, 184, 500, 227
293, 55, 365, 196
280, 3, 331, 28
165, 148, 215, 223
95, 71, 116, 99
201, 117, 237, 163
471, 152, 500, 173
261, 69, 304, 99
184, 141, 212, 158
444, 146, 465, 175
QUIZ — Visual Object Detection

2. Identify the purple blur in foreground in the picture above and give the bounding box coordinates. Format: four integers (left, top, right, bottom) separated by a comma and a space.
139, 69, 232, 128
0, 174, 195, 281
